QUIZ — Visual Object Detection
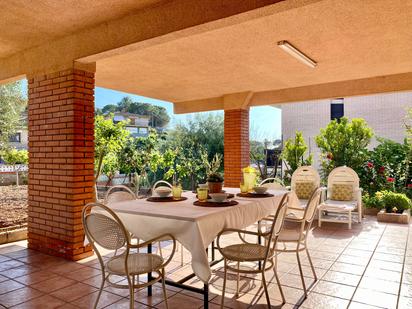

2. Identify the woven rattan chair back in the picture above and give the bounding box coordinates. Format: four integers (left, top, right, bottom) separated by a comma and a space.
259, 178, 285, 190
303, 187, 323, 223
104, 185, 136, 205
82, 203, 129, 251
265, 193, 289, 258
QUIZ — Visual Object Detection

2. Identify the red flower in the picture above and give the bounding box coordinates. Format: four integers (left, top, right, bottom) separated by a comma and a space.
367, 162, 374, 169
387, 177, 395, 183
326, 153, 333, 160
378, 166, 385, 174
408, 184, 412, 188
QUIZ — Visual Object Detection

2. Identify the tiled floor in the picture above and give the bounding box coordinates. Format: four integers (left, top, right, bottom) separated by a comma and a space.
0, 216, 411, 308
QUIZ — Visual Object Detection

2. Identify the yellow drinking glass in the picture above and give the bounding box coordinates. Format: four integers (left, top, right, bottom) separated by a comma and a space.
172, 185, 182, 200
240, 182, 248, 193
197, 188, 208, 202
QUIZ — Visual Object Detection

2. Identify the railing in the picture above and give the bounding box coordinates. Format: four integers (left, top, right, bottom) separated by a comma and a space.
0, 164, 28, 173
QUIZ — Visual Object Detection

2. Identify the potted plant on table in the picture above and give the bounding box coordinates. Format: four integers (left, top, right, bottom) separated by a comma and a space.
203, 153, 224, 193
207, 172, 224, 193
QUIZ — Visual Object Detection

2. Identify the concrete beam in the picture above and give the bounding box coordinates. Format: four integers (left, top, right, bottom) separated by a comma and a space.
174, 91, 254, 114
174, 72, 412, 113
0, 0, 294, 83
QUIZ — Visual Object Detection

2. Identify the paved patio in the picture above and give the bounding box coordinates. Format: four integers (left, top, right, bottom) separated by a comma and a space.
0, 216, 411, 309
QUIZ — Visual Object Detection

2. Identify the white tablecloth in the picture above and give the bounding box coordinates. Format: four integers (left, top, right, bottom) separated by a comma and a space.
108, 189, 289, 282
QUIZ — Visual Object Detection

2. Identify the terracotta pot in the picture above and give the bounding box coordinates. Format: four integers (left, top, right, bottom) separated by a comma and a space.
208, 181, 223, 193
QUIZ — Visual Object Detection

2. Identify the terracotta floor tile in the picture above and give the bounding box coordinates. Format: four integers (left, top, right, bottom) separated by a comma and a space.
347, 301, 384, 309
300, 292, 350, 309
63, 267, 101, 282
11, 294, 66, 309
0, 286, 43, 307
337, 254, 370, 266
398, 296, 412, 309
363, 268, 402, 282
104, 298, 149, 308
0, 265, 40, 279
322, 270, 361, 286
50, 282, 97, 302
0, 279, 25, 294
330, 262, 366, 275
14, 270, 58, 285
0, 259, 26, 271
368, 259, 403, 272
312, 280, 356, 299
156, 293, 204, 309
71, 290, 123, 308
358, 276, 400, 295
30, 275, 77, 293
402, 273, 412, 285
133, 285, 178, 306
372, 252, 404, 263
352, 288, 398, 308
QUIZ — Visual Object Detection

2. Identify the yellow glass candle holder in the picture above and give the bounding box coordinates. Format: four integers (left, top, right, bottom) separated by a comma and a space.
240, 182, 248, 193
172, 185, 182, 200
197, 188, 208, 202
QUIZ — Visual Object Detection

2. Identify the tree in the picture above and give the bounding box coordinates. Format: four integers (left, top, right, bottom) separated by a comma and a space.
281, 131, 313, 183
0, 81, 27, 150
1, 148, 28, 186
94, 114, 130, 188
101, 104, 117, 114
315, 117, 373, 178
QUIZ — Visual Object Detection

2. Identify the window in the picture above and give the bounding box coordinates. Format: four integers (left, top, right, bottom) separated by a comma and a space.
9, 133, 21, 143
331, 98, 344, 121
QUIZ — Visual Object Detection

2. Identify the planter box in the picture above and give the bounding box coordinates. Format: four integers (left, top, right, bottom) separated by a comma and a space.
363, 207, 380, 216
377, 209, 410, 224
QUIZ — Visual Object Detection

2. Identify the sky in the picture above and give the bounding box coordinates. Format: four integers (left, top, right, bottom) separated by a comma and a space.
19, 79, 282, 141
95, 87, 282, 141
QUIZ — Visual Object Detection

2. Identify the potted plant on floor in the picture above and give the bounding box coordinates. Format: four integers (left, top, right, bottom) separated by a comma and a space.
377, 191, 411, 224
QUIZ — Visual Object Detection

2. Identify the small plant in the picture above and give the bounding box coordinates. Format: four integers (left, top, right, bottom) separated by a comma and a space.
381, 191, 411, 213
203, 153, 223, 177
207, 172, 224, 183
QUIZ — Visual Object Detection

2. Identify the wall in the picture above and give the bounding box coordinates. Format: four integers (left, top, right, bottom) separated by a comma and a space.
281, 91, 412, 170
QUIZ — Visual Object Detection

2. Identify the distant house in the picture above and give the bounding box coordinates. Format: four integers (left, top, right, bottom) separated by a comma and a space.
278, 91, 411, 169
111, 112, 151, 137
8, 111, 28, 151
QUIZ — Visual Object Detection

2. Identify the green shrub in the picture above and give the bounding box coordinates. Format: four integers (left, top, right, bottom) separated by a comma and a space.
362, 192, 384, 209
381, 191, 411, 213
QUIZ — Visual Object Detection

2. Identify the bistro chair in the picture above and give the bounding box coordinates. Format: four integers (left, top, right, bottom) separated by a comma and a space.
104, 185, 136, 204
217, 193, 289, 308
318, 166, 362, 229
259, 177, 285, 190
82, 202, 176, 309
275, 187, 322, 298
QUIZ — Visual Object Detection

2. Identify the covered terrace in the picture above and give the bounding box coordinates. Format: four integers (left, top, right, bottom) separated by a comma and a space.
1, 0, 412, 308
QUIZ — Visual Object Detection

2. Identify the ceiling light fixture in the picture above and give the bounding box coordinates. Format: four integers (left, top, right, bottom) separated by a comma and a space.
277, 40, 317, 68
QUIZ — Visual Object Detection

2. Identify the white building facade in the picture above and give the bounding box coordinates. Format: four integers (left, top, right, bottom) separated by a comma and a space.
279, 91, 412, 169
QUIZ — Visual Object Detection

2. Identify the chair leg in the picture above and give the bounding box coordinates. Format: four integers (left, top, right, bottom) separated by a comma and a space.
348, 211, 352, 229
318, 209, 322, 227
161, 268, 169, 309
296, 251, 308, 297
273, 266, 285, 305
94, 272, 105, 309
180, 243, 184, 266
306, 248, 317, 281
221, 259, 228, 309
261, 270, 271, 308
235, 261, 240, 297
127, 275, 134, 309
158, 241, 163, 258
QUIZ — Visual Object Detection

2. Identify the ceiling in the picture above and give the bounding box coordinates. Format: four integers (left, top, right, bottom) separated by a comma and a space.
0, 0, 164, 59
95, 0, 412, 103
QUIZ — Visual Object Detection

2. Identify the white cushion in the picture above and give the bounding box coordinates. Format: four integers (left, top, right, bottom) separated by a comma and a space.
319, 199, 357, 211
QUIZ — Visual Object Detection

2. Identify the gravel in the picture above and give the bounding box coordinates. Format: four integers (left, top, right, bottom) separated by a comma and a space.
0, 185, 28, 229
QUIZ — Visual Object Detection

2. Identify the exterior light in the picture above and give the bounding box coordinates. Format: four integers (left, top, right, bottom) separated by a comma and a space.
277, 40, 317, 68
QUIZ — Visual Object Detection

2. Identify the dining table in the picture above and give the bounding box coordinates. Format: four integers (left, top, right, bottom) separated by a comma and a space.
107, 188, 294, 308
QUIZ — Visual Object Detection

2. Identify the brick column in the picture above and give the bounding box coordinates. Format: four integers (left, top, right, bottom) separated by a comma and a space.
224, 109, 250, 187
27, 68, 95, 260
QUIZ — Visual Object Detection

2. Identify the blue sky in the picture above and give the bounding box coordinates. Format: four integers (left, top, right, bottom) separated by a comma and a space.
95, 87, 281, 141
20, 79, 281, 141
